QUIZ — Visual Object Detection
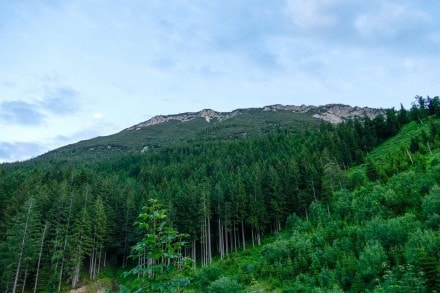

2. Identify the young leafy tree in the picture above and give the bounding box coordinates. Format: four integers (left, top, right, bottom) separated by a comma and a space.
124, 199, 192, 292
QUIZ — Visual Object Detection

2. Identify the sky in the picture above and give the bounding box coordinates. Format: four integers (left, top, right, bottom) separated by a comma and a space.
1, 0, 440, 162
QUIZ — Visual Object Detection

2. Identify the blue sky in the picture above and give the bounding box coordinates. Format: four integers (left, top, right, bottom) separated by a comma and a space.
1, 0, 440, 162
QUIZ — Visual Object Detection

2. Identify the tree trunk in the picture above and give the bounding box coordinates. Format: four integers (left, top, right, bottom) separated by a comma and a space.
33, 222, 48, 293
12, 199, 33, 293
21, 266, 28, 293
427, 141, 433, 155
89, 245, 95, 280
233, 221, 237, 252
192, 240, 196, 270
241, 220, 246, 251
406, 148, 414, 165
207, 216, 212, 265
218, 218, 224, 259
58, 197, 73, 292
97, 247, 102, 278
225, 224, 229, 256
57, 261, 64, 292
71, 262, 80, 289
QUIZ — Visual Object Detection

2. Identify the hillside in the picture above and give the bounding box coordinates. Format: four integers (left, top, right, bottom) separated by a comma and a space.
184, 118, 440, 292
38, 103, 382, 162
0, 98, 438, 292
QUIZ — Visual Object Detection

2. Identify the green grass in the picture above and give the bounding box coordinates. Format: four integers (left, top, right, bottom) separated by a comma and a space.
369, 121, 424, 161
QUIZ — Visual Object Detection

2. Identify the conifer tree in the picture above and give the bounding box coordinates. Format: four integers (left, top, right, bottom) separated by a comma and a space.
0, 198, 41, 293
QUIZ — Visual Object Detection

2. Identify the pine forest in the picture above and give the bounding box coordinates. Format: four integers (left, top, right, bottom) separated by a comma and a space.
1, 96, 440, 292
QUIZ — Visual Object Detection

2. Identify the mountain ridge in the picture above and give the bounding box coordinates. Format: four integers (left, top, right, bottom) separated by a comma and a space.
36, 103, 384, 162
126, 103, 383, 131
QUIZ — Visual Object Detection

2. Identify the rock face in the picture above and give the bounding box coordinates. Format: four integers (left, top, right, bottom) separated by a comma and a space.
263, 104, 383, 123
126, 109, 241, 130
311, 104, 383, 124
127, 103, 384, 131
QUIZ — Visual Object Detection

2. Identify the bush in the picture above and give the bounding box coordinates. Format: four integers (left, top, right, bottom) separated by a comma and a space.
422, 186, 440, 215
207, 276, 241, 293
404, 229, 440, 291
345, 169, 367, 190
358, 241, 387, 282
365, 214, 420, 250
196, 266, 224, 292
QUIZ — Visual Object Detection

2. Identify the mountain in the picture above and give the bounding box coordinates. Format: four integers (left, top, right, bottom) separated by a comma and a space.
2, 97, 438, 292
41, 103, 383, 161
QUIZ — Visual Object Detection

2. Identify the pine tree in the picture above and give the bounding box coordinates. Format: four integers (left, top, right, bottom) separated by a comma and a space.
69, 206, 93, 289
0, 198, 41, 293
89, 195, 108, 280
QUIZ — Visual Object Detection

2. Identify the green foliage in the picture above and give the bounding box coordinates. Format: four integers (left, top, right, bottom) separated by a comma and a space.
196, 266, 224, 292
124, 199, 192, 292
375, 264, 427, 292
422, 186, 440, 230
1, 98, 440, 292
365, 158, 382, 181
358, 241, 387, 282
207, 276, 241, 293
365, 214, 420, 250
404, 229, 440, 291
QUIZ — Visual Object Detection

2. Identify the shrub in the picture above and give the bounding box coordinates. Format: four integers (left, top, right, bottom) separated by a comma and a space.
196, 266, 224, 292
207, 276, 241, 293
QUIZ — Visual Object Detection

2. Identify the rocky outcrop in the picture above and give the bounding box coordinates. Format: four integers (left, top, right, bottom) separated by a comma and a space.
126, 109, 241, 130
263, 103, 383, 123
310, 104, 383, 124
127, 103, 384, 131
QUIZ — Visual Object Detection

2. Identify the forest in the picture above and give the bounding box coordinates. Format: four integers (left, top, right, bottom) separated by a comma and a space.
0, 96, 439, 292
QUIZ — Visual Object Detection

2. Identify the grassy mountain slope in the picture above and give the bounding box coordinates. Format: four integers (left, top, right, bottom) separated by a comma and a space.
37, 103, 383, 163
40, 108, 320, 162
181, 119, 440, 292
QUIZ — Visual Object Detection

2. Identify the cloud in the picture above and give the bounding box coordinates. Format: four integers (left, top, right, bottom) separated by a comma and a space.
0, 84, 81, 126
0, 141, 46, 162
40, 86, 80, 114
0, 100, 44, 126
